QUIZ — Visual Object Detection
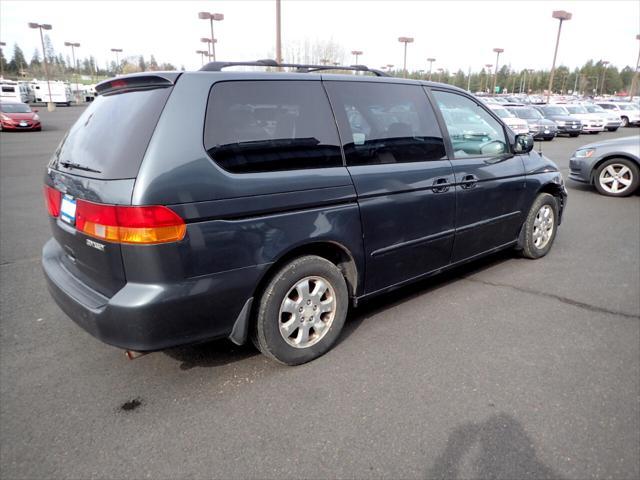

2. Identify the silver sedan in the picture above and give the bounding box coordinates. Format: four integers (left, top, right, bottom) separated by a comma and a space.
569, 136, 640, 197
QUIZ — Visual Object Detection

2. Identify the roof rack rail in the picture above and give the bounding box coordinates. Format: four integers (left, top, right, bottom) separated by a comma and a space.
199, 59, 390, 77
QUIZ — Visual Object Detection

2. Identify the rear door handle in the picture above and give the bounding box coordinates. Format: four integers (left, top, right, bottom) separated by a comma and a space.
460, 174, 478, 189
432, 178, 450, 193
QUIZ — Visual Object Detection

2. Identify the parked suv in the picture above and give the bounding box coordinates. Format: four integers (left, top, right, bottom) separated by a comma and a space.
595, 102, 640, 127
42, 62, 567, 365
533, 104, 582, 136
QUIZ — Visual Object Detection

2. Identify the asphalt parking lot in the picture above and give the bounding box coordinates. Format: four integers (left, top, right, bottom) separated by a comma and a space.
1, 106, 639, 479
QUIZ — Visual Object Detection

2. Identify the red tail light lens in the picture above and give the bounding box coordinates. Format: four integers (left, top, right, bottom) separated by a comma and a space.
44, 185, 62, 217
75, 200, 186, 245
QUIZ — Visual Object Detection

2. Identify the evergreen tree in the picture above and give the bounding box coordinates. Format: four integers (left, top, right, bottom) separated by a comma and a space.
8, 44, 27, 75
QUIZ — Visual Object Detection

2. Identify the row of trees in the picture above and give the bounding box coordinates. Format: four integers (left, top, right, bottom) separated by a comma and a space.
1, 38, 636, 95
394, 60, 637, 96
0, 38, 180, 81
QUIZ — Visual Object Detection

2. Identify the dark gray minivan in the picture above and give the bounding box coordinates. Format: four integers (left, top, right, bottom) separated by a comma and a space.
43, 62, 567, 365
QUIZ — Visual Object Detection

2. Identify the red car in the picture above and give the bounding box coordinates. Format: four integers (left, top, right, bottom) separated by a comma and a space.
0, 102, 41, 131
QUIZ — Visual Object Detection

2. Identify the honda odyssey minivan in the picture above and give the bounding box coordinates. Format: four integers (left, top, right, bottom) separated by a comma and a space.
42, 61, 567, 365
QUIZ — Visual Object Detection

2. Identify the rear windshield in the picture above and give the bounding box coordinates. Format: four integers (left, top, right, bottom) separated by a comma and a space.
50, 87, 172, 179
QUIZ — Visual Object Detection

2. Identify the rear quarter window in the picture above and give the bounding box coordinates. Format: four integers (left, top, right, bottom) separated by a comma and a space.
203, 81, 342, 174
50, 87, 172, 179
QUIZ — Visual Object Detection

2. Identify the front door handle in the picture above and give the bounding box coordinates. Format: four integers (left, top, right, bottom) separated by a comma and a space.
432, 178, 450, 193
460, 174, 478, 189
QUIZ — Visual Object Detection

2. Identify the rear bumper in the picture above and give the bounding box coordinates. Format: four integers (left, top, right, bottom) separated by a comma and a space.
42, 238, 269, 351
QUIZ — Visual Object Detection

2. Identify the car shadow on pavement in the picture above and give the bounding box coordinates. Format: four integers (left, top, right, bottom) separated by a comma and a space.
427, 413, 564, 480
338, 249, 515, 346
163, 250, 515, 370
163, 340, 259, 370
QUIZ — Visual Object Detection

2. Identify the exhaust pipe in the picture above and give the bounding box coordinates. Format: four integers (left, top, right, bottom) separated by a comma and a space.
124, 350, 148, 360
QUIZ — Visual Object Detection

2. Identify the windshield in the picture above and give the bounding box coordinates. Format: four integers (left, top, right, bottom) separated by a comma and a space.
619, 104, 637, 111
584, 105, 605, 113
0, 103, 31, 113
513, 108, 542, 119
543, 106, 568, 115
491, 107, 514, 118
565, 105, 588, 114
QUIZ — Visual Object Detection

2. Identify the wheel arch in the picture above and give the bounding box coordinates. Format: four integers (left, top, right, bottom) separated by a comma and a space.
255, 241, 361, 306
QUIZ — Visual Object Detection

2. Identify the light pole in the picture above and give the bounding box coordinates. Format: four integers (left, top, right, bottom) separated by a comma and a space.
437, 68, 444, 83
589, 76, 599, 96
200, 38, 212, 60
547, 10, 572, 103
484, 64, 493, 92
64, 41, 80, 103
629, 34, 640, 101
110, 48, 122, 74
28, 22, 54, 111
351, 50, 363, 65
599, 60, 609, 97
492, 47, 504, 95
386, 64, 394, 74
196, 50, 208, 66
398, 36, 414, 78
198, 11, 224, 61
427, 57, 436, 81
275, 0, 282, 64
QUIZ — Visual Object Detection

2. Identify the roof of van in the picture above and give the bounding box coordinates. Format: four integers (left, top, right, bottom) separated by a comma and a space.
97, 69, 471, 95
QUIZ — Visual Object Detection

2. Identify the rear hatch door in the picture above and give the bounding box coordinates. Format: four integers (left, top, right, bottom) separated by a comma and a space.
45, 74, 178, 297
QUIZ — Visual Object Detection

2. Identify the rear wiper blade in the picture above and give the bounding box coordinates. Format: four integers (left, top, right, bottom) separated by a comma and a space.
59, 161, 102, 173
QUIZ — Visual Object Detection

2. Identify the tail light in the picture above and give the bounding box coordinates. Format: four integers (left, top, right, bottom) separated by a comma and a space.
76, 200, 186, 245
44, 185, 62, 217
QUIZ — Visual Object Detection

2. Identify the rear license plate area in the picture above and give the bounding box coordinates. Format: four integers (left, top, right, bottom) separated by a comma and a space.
60, 195, 77, 226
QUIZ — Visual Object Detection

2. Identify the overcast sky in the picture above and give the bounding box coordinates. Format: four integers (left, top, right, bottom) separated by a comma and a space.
1, 0, 639, 73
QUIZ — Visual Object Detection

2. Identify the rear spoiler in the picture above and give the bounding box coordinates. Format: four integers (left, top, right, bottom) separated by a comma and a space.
96, 72, 181, 96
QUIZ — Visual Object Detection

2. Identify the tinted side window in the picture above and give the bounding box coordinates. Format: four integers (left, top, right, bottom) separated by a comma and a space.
204, 81, 342, 174
325, 82, 446, 166
432, 90, 507, 159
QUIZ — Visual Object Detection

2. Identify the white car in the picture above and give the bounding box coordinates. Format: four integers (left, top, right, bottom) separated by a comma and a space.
563, 104, 605, 133
582, 103, 622, 132
487, 104, 529, 135
595, 102, 640, 127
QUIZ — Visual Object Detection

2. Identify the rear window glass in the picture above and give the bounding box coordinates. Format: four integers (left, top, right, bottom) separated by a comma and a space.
204, 81, 342, 174
50, 87, 172, 179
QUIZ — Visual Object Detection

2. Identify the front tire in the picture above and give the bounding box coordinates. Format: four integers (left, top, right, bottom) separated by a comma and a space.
254, 255, 349, 365
593, 158, 639, 197
521, 193, 559, 259
607, 127, 618, 132
621, 117, 629, 127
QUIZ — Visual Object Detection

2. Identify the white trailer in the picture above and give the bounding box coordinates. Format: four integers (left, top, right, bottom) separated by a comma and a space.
0, 80, 23, 103
30, 80, 73, 105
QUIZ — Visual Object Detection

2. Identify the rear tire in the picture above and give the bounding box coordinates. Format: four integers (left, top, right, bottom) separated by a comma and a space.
593, 158, 639, 197
607, 127, 618, 132
621, 117, 629, 127
254, 255, 349, 365
520, 193, 559, 259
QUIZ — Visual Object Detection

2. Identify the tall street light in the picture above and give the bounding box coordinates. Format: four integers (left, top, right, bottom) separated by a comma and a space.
351, 50, 363, 65
398, 36, 414, 78
547, 10, 572, 103
28, 22, 54, 111
437, 68, 444, 83
198, 11, 224, 61
599, 60, 609, 96
64, 41, 80, 103
110, 48, 123, 74
629, 34, 640, 101
484, 64, 493, 92
196, 49, 208, 66
275, 0, 282, 65
427, 57, 436, 80
0, 41, 5, 79
200, 38, 212, 60
492, 47, 504, 96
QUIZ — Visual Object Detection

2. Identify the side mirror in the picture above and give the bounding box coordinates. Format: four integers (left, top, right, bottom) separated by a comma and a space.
514, 134, 534, 154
